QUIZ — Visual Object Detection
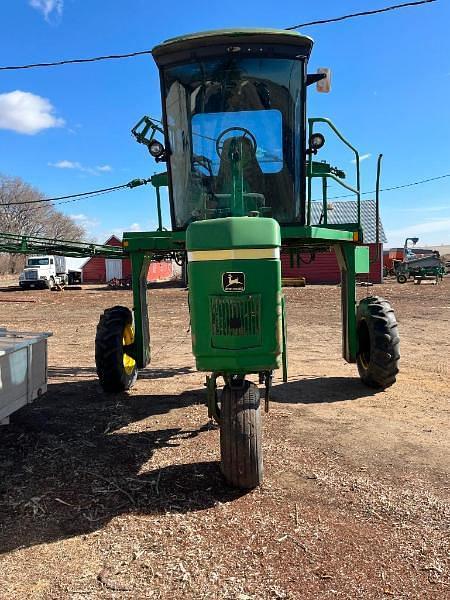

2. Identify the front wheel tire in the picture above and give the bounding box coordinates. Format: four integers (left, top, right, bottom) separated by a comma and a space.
356, 296, 400, 389
95, 306, 138, 393
220, 381, 263, 489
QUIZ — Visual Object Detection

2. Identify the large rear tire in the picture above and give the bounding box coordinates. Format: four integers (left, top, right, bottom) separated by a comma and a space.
356, 296, 400, 389
95, 306, 138, 393
220, 381, 263, 489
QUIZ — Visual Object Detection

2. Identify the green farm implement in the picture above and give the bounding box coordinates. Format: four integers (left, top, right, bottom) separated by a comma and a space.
395, 256, 445, 284
6, 28, 401, 489
93, 28, 400, 489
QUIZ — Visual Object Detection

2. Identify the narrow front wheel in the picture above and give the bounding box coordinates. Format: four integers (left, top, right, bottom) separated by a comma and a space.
220, 381, 263, 489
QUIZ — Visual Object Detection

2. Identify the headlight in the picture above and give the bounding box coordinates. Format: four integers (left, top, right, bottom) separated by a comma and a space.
148, 140, 165, 159
40, 276, 47, 279
309, 132, 325, 151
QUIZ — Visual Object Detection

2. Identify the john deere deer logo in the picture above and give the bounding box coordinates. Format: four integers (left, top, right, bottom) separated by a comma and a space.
222, 272, 245, 292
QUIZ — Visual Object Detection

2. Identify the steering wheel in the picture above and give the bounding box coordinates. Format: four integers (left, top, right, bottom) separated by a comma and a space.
215, 127, 258, 158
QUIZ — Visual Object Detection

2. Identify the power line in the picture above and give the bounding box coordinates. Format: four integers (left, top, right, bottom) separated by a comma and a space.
0, 1, 437, 72
2, 171, 449, 209
52, 188, 128, 207
326, 172, 450, 200
286, 0, 436, 30
4, 184, 128, 205
2, 179, 150, 206
0, 50, 152, 72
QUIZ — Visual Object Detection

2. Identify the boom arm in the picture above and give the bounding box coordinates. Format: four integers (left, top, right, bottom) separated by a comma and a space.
0, 232, 126, 258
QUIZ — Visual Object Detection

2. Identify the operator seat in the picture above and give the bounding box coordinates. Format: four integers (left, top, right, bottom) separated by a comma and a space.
215, 136, 265, 198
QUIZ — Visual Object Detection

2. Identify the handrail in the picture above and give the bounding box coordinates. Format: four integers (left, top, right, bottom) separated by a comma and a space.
307, 117, 361, 227
326, 174, 359, 195
372, 153, 383, 263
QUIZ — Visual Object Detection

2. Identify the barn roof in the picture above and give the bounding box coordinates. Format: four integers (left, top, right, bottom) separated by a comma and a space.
310, 200, 387, 244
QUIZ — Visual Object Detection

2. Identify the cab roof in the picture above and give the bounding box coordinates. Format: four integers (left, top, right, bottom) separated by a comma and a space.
152, 28, 314, 65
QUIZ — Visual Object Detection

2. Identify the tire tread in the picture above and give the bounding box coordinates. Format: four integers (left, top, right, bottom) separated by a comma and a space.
357, 296, 400, 389
220, 381, 262, 489
95, 305, 137, 393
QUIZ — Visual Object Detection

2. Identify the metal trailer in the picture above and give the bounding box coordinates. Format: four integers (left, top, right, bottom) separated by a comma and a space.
54, 255, 67, 276
395, 255, 445, 283
68, 269, 82, 285
0, 329, 52, 425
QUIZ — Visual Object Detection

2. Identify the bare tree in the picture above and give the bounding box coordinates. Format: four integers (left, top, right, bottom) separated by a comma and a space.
0, 174, 86, 274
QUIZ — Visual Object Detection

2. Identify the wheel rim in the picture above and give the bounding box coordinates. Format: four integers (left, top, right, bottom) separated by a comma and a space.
122, 324, 136, 375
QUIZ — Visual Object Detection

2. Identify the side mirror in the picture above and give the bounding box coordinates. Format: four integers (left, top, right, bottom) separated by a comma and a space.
316, 68, 331, 93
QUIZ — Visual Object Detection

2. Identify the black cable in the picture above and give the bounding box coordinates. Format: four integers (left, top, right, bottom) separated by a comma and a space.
325, 172, 450, 200
0, 50, 152, 71
53, 189, 127, 206
2, 170, 449, 210
286, 0, 437, 29
2, 182, 131, 206
0, 1, 437, 71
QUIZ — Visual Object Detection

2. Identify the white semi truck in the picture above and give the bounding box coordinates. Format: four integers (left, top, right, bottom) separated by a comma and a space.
19, 255, 69, 290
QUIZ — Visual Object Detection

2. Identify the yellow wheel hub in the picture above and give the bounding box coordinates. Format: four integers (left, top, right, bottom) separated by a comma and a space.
359, 352, 370, 370
123, 323, 136, 375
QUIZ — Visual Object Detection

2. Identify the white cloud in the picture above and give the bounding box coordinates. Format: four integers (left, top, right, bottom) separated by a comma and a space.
93, 220, 160, 243
351, 153, 371, 164
392, 205, 449, 213
0, 91, 65, 135
49, 160, 82, 169
48, 161, 113, 175
29, 0, 63, 22
386, 218, 450, 246
69, 213, 100, 231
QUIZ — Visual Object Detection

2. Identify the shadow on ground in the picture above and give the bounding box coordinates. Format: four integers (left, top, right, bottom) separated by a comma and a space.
48, 365, 195, 380
0, 376, 241, 555
83, 280, 186, 292
271, 376, 379, 404
0, 286, 24, 293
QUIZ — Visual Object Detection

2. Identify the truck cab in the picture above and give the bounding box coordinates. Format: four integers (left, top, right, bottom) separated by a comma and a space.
19, 255, 68, 290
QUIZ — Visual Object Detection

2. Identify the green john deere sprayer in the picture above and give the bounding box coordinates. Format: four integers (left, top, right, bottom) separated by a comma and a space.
94, 28, 400, 489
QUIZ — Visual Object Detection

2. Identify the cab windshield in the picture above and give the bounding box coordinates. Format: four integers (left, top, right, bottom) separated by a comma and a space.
163, 56, 304, 228
27, 258, 49, 266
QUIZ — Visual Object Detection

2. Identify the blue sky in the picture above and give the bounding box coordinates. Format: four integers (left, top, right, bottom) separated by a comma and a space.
1, 0, 449, 247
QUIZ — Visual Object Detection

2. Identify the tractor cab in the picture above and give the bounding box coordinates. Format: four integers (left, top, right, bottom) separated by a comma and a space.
151, 29, 314, 229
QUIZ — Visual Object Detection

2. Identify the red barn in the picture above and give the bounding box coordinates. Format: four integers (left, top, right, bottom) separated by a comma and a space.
82, 235, 173, 284
282, 200, 386, 284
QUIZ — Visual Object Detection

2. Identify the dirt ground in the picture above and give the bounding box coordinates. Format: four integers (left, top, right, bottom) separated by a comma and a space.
0, 278, 448, 599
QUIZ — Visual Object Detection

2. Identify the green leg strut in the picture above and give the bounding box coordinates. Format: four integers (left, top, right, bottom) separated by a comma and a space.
335, 243, 357, 363
282, 295, 288, 382
130, 251, 151, 369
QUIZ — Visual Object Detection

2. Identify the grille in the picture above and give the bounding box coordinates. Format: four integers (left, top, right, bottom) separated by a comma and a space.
210, 294, 261, 337
24, 270, 38, 280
